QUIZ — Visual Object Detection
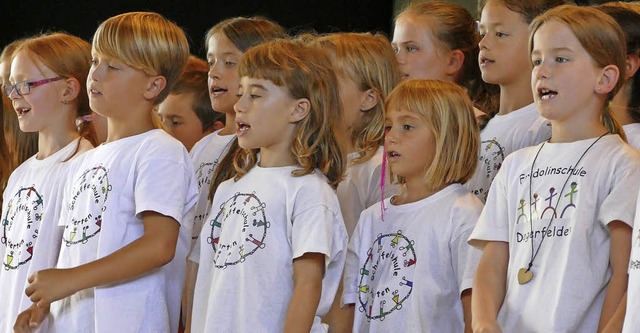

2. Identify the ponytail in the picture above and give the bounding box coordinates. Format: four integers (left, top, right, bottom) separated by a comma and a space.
603, 103, 627, 141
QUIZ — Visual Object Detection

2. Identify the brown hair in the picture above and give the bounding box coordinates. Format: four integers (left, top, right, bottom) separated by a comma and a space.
92, 12, 190, 104
386, 79, 479, 188
398, 1, 499, 115
208, 17, 287, 201
477, 0, 571, 129
530, 4, 627, 139
315, 32, 399, 164
16, 32, 99, 153
596, 2, 640, 124
1, 39, 38, 170
0, 101, 10, 199
170, 56, 219, 132
234, 39, 346, 189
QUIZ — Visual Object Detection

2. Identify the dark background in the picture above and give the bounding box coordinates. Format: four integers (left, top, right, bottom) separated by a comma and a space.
1, 0, 394, 58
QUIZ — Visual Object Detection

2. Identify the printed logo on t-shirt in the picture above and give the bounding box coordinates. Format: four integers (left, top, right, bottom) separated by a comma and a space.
207, 192, 269, 268
472, 138, 505, 200
514, 181, 581, 243
195, 162, 216, 190
630, 230, 640, 271
62, 166, 111, 247
1, 186, 44, 270
357, 230, 416, 321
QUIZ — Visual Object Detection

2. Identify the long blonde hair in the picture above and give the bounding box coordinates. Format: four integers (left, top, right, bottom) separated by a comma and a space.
315, 32, 399, 164
234, 39, 346, 189
530, 5, 627, 139
386, 80, 479, 189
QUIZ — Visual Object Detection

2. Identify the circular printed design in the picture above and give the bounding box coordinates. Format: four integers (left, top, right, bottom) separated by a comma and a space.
479, 138, 505, 180
195, 162, 215, 190
1, 186, 44, 270
358, 230, 417, 321
207, 192, 269, 268
62, 166, 110, 246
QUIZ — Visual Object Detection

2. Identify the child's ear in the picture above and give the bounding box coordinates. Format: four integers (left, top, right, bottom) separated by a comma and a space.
595, 64, 620, 95
625, 54, 640, 80
61, 77, 81, 103
289, 98, 310, 123
143, 75, 167, 100
360, 89, 379, 112
445, 49, 465, 76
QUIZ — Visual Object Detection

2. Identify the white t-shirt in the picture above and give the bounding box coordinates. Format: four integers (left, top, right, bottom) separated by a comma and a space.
466, 103, 551, 202
337, 147, 398, 237
623, 190, 640, 332
189, 130, 235, 244
50, 130, 197, 333
624, 123, 640, 151
343, 184, 483, 332
190, 165, 348, 333
469, 134, 640, 332
0, 138, 91, 332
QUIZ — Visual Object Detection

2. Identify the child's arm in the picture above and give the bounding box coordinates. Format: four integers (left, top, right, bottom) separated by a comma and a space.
25, 211, 179, 308
13, 303, 49, 333
284, 252, 325, 333
602, 292, 626, 333
462, 289, 472, 333
182, 259, 199, 333
599, 221, 632, 332
471, 241, 508, 333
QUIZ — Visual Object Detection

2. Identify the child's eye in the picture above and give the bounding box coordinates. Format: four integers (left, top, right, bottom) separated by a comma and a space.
392, 46, 399, 54
383, 125, 392, 133
403, 124, 413, 131
225, 61, 237, 67
532, 59, 542, 66
407, 46, 418, 53
207, 61, 214, 68
107, 65, 118, 70
90, 59, 98, 66
496, 32, 507, 38
479, 32, 486, 39
555, 57, 569, 63
250, 94, 260, 100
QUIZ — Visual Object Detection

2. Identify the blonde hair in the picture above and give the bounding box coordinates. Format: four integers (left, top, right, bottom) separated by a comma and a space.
16, 32, 98, 148
315, 32, 399, 164
385, 80, 479, 188
530, 4, 627, 139
234, 39, 346, 189
92, 12, 189, 104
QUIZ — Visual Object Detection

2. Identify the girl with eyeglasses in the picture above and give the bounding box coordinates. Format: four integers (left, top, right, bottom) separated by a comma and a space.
0, 32, 97, 332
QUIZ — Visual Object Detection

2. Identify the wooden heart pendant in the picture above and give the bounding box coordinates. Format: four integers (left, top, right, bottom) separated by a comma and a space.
518, 268, 533, 285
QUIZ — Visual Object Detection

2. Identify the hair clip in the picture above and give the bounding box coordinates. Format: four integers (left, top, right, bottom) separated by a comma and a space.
75, 114, 94, 127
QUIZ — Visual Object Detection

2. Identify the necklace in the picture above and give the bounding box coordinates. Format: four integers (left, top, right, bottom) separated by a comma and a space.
518, 132, 608, 285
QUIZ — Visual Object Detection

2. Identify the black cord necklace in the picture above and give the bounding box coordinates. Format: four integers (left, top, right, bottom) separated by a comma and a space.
518, 132, 608, 285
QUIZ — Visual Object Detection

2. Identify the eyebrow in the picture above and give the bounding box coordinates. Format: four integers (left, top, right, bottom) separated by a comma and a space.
531, 47, 574, 55
207, 51, 240, 57
393, 40, 417, 45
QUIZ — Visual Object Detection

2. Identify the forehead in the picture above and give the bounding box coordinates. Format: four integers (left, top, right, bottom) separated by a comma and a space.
9, 51, 50, 80
158, 93, 197, 115
207, 33, 242, 56
393, 16, 437, 43
480, 0, 526, 26
532, 20, 581, 50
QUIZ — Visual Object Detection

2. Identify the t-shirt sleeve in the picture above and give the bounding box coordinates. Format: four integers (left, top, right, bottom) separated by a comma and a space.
468, 161, 511, 249
291, 204, 345, 265
453, 224, 482, 295
599, 152, 640, 227
134, 155, 195, 226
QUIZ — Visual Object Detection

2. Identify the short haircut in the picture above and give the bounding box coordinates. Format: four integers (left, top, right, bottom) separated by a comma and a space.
170, 56, 219, 131
385, 80, 479, 188
92, 12, 189, 104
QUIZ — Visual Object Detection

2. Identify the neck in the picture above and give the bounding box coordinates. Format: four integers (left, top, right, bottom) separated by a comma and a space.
37, 128, 79, 160
106, 107, 156, 142
393, 179, 444, 205
258, 148, 296, 168
498, 77, 533, 115
610, 87, 632, 126
219, 112, 236, 136
551, 120, 608, 143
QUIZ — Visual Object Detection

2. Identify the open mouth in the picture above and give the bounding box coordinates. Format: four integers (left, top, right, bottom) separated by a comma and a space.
89, 88, 102, 97
539, 88, 558, 100
15, 107, 31, 117
236, 121, 251, 136
480, 57, 494, 66
387, 151, 401, 159
211, 86, 227, 97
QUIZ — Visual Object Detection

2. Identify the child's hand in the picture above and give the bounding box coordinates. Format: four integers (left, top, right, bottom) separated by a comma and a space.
13, 303, 49, 333
25, 268, 78, 308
